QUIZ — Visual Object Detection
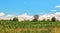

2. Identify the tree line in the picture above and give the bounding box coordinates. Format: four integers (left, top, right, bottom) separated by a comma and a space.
12, 14, 57, 22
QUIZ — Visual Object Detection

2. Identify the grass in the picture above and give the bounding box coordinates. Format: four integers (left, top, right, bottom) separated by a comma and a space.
0, 20, 60, 33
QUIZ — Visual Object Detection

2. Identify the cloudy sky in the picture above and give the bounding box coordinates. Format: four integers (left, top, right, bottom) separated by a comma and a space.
0, 0, 60, 16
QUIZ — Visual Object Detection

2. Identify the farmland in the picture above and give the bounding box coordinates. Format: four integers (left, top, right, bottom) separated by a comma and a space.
0, 20, 60, 33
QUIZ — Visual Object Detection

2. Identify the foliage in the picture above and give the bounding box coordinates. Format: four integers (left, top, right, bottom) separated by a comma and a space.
51, 17, 56, 22
57, 20, 59, 22
0, 20, 60, 33
47, 19, 50, 22
40, 30, 50, 33
41, 19, 46, 22
13, 17, 18, 21
33, 14, 39, 21
0, 20, 59, 28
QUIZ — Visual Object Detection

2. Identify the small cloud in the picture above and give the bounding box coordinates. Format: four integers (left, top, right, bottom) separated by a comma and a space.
55, 5, 60, 8
3, 14, 15, 20
0, 12, 4, 16
5, 14, 15, 18
55, 12, 60, 15
51, 10, 57, 12
6, 14, 14, 17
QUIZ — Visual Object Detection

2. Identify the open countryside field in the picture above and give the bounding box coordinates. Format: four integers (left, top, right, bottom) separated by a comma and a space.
0, 20, 60, 33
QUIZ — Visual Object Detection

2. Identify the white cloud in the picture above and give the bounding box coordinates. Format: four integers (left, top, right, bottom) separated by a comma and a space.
0, 12, 4, 16
55, 5, 60, 8
51, 10, 57, 12
39, 12, 60, 20
55, 12, 60, 15
4, 14, 15, 20
0, 14, 15, 20
18, 13, 34, 21
14, 12, 60, 21
6, 14, 15, 17
0, 12, 60, 21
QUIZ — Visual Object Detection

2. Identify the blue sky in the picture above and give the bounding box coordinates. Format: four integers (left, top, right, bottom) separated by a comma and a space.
0, 0, 60, 16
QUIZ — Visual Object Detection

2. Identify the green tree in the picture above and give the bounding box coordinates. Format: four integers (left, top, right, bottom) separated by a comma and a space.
51, 17, 56, 22
42, 19, 46, 22
33, 14, 39, 21
13, 17, 18, 21
57, 20, 59, 22
47, 19, 50, 22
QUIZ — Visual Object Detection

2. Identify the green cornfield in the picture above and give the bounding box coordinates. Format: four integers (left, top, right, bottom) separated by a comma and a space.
0, 20, 60, 33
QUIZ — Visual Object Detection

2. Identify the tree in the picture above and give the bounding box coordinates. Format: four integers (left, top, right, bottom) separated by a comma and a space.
57, 20, 59, 22
33, 14, 39, 21
41, 19, 46, 22
43, 19, 46, 21
51, 17, 56, 22
13, 17, 18, 21
47, 19, 50, 22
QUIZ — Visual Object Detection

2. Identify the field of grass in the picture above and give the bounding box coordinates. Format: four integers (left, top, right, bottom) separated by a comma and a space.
0, 20, 60, 33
